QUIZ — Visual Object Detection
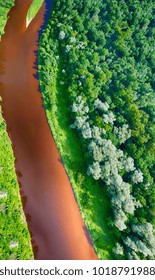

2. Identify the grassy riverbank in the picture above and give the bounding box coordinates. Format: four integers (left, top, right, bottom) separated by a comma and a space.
0, 109, 33, 260
26, 0, 44, 26
39, 62, 114, 260
44, 66, 115, 259
0, 1, 33, 260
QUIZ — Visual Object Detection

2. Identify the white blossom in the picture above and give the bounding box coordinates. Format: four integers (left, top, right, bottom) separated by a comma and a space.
59, 31, 65, 40
91, 126, 101, 139
76, 96, 83, 103
132, 169, 143, 184
74, 116, 88, 129
114, 124, 131, 144
113, 243, 124, 256
123, 156, 135, 172
123, 196, 136, 214
71, 96, 89, 114
94, 98, 109, 111
70, 37, 76, 43
103, 112, 116, 125
101, 128, 106, 135
87, 162, 102, 180
123, 236, 152, 257
127, 251, 140, 260
88, 141, 103, 162
0, 191, 7, 199
114, 209, 127, 231
131, 223, 155, 255
9, 241, 19, 249
114, 174, 123, 187
81, 122, 92, 139
77, 41, 85, 49
57, 23, 61, 27
66, 45, 72, 52
84, 106, 89, 113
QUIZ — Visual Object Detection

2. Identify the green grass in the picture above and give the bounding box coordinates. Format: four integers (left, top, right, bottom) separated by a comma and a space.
39, 54, 116, 259
26, 0, 44, 25
0, 108, 33, 260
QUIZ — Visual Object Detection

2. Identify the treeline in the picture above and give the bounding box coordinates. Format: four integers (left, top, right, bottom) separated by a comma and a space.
39, 0, 155, 259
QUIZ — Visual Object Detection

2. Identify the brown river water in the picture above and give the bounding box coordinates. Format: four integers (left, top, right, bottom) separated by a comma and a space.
0, 0, 98, 260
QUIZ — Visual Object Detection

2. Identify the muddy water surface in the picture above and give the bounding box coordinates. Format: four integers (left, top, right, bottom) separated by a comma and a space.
0, 0, 98, 260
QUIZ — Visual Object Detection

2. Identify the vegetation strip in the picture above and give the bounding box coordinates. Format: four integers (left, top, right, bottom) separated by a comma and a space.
0, 105, 33, 260
26, 0, 44, 27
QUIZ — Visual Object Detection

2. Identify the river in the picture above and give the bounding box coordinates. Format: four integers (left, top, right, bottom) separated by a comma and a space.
0, 0, 98, 260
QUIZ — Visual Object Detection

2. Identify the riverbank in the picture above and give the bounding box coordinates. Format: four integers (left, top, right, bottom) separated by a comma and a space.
0, 107, 33, 260
0, 0, 97, 260
0, 0, 33, 260
26, 0, 44, 27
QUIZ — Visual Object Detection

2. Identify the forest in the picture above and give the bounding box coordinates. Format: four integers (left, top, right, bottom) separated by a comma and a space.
38, 0, 155, 259
0, 0, 155, 260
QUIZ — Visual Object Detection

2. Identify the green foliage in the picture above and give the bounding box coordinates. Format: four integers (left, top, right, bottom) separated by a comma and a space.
0, 110, 33, 260
26, 0, 44, 25
0, 0, 15, 39
39, 0, 155, 259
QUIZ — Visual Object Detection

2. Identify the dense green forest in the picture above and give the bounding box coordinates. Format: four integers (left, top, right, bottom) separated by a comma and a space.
0, 1, 33, 260
0, 0, 155, 260
39, 0, 155, 259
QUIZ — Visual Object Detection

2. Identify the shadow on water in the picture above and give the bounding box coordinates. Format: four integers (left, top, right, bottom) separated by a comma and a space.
83, 225, 94, 246
32, 0, 54, 94
39, 0, 54, 39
